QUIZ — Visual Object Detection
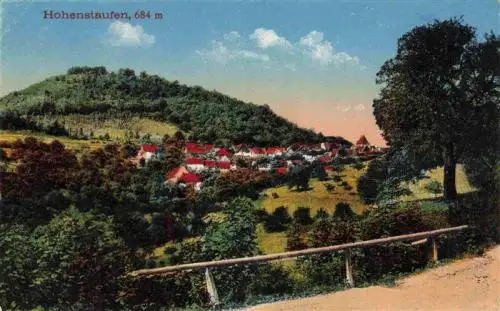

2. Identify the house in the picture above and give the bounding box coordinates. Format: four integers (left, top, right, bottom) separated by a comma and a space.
179, 172, 200, 184
138, 144, 159, 161
204, 160, 217, 169
250, 147, 266, 157
234, 145, 252, 157
266, 147, 285, 156
185, 157, 205, 172
216, 148, 232, 158
165, 166, 189, 184
185, 143, 213, 155
318, 156, 331, 163
356, 135, 370, 148
216, 161, 231, 169
275, 167, 288, 174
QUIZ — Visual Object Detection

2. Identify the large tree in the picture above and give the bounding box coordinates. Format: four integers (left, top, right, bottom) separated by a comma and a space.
373, 18, 499, 201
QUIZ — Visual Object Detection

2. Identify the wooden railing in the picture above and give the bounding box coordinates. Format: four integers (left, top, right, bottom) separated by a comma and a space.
130, 225, 469, 305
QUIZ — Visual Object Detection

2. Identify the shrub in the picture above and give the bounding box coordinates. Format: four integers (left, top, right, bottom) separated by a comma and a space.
424, 180, 443, 196
332, 175, 342, 182
248, 264, 294, 297
308, 218, 357, 248
360, 203, 449, 280
357, 158, 389, 204
293, 207, 314, 226
286, 222, 308, 251
163, 246, 178, 255
296, 254, 344, 287
314, 208, 329, 220
264, 206, 292, 232
343, 184, 353, 191
324, 183, 335, 192
333, 202, 356, 220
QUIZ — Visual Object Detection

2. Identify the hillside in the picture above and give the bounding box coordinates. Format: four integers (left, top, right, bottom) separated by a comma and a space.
0, 66, 351, 146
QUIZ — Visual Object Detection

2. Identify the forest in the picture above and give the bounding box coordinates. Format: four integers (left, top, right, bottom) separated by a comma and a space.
0, 67, 350, 146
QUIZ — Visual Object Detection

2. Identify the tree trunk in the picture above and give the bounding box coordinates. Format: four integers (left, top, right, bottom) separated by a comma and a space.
443, 147, 457, 201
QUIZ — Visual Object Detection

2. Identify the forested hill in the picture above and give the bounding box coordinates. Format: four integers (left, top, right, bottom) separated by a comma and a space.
0, 66, 351, 146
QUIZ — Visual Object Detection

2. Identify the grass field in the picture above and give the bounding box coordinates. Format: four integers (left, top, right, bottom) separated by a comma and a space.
0, 130, 105, 152
402, 164, 476, 201
258, 166, 369, 217
37, 115, 179, 141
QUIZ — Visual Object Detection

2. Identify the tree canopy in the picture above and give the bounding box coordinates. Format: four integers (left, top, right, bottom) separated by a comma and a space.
0, 67, 350, 146
373, 18, 499, 201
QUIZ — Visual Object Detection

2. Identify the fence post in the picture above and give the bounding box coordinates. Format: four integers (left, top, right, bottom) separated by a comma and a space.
428, 237, 438, 263
345, 249, 355, 288
205, 268, 220, 306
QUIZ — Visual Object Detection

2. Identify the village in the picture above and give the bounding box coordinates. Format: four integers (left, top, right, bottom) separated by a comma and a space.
133, 135, 386, 191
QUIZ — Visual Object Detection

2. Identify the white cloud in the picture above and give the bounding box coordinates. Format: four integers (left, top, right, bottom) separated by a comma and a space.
336, 104, 352, 112
223, 31, 241, 41
250, 28, 292, 49
354, 104, 366, 111
196, 39, 269, 64
107, 21, 155, 47
299, 30, 359, 66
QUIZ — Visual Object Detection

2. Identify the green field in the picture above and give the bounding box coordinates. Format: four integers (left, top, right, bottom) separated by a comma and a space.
402, 164, 476, 201
258, 166, 369, 217
34, 115, 180, 141
0, 130, 105, 152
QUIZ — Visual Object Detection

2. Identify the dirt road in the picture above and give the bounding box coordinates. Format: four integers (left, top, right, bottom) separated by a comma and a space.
248, 246, 500, 311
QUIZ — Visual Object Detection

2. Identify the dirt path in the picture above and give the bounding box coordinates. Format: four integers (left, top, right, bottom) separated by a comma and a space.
248, 246, 500, 311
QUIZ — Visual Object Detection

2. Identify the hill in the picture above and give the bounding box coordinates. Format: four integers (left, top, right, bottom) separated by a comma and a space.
0, 66, 351, 146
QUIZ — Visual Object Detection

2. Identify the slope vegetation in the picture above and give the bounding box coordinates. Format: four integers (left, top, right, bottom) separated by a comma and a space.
0, 66, 349, 146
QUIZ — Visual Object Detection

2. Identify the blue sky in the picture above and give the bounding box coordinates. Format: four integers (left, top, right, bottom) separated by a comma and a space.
1, 0, 498, 144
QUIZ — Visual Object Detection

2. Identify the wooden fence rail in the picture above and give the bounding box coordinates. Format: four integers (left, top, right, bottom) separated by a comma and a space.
129, 225, 468, 305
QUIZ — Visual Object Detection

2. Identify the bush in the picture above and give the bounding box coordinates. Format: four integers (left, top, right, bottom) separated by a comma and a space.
424, 180, 443, 196
264, 206, 292, 232
293, 207, 313, 226
332, 175, 342, 182
118, 273, 207, 309
360, 203, 449, 280
308, 218, 357, 248
333, 202, 356, 220
357, 158, 390, 204
314, 208, 329, 220
286, 222, 308, 251
343, 184, 353, 191
324, 183, 335, 192
296, 254, 344, 287
248, 264, 294, 297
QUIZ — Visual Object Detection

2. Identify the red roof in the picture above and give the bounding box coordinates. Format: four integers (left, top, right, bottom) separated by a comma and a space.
251, 147, 266, 155
319, 156, 331, 163
141, 144, 158, 153
186, 158, 204, 165
204, 160, 217, 168
266, 147, 285, 154
216, 148, 231, 157
166, 166, 188, 179
292, 160, 301, 164
324, 166, 333, 171
346, 149, 354, 156
179, 172, 200, 184
356, 135, 370, 146
185, 143, 213, 154
216, 161, 231, 169
331, 149, 339, 156
275, 167, 288, 174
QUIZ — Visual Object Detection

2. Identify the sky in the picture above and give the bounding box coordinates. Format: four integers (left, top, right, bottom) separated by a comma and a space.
1, 0, 498, 146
